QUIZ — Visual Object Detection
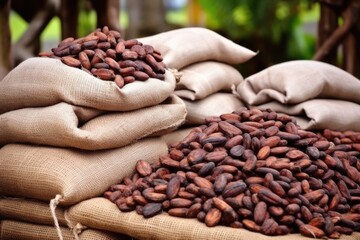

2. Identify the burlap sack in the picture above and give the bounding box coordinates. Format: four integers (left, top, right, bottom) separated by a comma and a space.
253, 99, 360, 131
0, 198, 66, 226
67, 197, 360, 240
161, 127, 194, 146
237, 60, 360, 106
0, 220, 128, 240
174, 61, 243, 101
183, 93, 245, 125
0, 137, 168, 206
0, 95, 187, 150
138, 27, 257, 70
0, 57, 176, 114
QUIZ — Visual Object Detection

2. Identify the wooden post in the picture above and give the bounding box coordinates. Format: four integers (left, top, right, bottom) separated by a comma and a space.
313, 4, 357, 62
0, 0, 11, 79
314, 0, 360, 79
316, 1, 339, 65
60, 0, 78, 39
353, 19, 360, 78
13, 0, 58, 64
91, 0, 121, 32
343, 31, 356, 75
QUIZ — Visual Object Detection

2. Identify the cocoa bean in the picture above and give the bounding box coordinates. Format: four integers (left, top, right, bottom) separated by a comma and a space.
187, 203, 202, 218
136, 160, 152, 177
299, 224, 325, 238
104, 107, 360, 238
168, 208, 188, 218
205, 208, 222, 227
254, 201, 267, 225
242, 219, 261, 232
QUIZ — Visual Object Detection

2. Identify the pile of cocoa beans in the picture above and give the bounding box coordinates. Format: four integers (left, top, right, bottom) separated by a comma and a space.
104, 107, 360, 238
39, 26, 166, 88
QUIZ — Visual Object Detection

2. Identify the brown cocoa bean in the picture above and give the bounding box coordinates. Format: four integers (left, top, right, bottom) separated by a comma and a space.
136, 160, 152, 177
218, 121, 242, 137
168, 208, 188, 218
170, 198, 193, 208
269, 181, 286, 198
143, 192, 167, 202
61, 56, 81, 68
187, 203, 202, 218
254, 201, 267, 225
261, 218, 279, 236
258, 189, 286, 206
205, 151, 228, 163
92, 68, 115, 80
205, 208, 222, 227
242, 219, 261, 232
299, 224, 326, 238
222, 180, 247, 198
213, 174, 228, 194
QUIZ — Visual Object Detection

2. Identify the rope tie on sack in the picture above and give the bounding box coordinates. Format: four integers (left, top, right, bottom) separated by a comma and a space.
64, 206, 87, 240
72, 223, 87, 240
50, 194, 64, 240
169, 68, 182, 82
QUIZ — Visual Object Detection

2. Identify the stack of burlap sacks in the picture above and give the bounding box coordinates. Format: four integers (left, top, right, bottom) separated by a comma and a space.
1, 27, 359, 240
0, 38, 186, 239
236, 60, 360, 131
0, 61, 186, 238
139, 27, 253, 126
0, 27, 257, 239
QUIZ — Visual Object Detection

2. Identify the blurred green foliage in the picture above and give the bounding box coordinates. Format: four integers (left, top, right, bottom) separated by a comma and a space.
197, 0, 319, 65
9, 0, 319, 74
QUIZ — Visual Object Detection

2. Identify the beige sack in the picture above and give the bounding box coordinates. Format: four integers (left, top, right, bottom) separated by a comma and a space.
0, 198, 66, 226
0, 220, 128, 240
237, 60, 360, 106
138, 27, 257, 70
0, 137, 168, 206
183, 93, 245, 125
254, 99, 360, 131
0, 57, 176, 114
67, 197, 360, 240
175, 61, 243, 101
161, 127, 194, 146
0, 95, 186, 150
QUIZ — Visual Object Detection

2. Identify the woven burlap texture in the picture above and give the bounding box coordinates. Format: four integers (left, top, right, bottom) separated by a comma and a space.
182, 92, 245, 125
254, 99, 360, 131
236, 60, 360, 131
0, 220, 126, 240
0, 57, 176, 114
67, 197, 360, 240
0, 198, 66, 226
0, 137, 168, 206
174, 61, 243, 101
0, 94, 187, 150
138, 27, 257, 70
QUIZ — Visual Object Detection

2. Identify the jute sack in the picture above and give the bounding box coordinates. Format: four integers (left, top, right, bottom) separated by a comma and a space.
161, 127, 194, 146
237, 60, 360, 106
0, 137, 168, 206
67, 197, 360, 240
138, 27, 257, 70
0, 95, 187, 150
174, 61, 243, 101
253, 99, 360, 131
0, 198, 67, 226
0, 57, 176, 114
0, 220, 129, 240
182, 93, 245, 125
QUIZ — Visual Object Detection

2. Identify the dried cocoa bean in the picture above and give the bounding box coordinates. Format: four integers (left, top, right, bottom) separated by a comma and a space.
104, 107, 360, 239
